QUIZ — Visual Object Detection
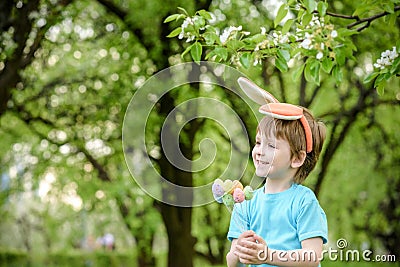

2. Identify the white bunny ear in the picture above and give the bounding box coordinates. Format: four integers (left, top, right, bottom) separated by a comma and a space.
237, 77, 279, 104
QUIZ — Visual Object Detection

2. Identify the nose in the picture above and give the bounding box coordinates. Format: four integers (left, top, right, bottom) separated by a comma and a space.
254, 143, 265, 156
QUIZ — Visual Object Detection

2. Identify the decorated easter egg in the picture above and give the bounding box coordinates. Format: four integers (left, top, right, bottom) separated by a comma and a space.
214, 178, 224, 186
229, 180, 244, 194
222, 193, 235, 210
233, 188, 245, 203
212, 182, 225, 197
212, 183, 225, 203
222, 179, 233, 193
243, 186, 254, 200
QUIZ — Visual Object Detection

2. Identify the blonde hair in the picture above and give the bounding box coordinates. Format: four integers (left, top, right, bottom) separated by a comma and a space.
257, 108, 326, 184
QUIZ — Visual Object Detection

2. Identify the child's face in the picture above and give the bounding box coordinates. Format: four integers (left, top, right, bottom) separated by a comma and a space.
252, 130, 293, 179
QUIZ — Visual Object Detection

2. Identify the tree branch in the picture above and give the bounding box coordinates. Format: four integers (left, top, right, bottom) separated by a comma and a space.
347, 5, 400, 31
12, 103, 113, 182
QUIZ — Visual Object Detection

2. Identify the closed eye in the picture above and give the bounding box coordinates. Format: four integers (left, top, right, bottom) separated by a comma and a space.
268, 143, 276, 148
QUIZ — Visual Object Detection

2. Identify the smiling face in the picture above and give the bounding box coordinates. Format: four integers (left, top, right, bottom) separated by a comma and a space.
252, 130, 293, 179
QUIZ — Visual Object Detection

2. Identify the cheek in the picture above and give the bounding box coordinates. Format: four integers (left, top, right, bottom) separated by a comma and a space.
251, 148, 257, 160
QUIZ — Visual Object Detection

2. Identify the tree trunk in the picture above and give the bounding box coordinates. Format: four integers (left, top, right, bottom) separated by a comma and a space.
160, 203, 196, 267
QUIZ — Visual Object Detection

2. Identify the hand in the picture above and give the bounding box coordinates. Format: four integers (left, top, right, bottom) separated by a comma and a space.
235, 232, 268, 265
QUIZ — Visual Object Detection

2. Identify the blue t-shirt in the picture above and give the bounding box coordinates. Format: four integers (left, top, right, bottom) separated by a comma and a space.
227, 183, 328, 267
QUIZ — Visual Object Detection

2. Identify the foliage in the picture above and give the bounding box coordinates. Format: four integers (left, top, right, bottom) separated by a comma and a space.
0, 0, 400, 266
0, 249, 137, 267
166, 0, 400, 93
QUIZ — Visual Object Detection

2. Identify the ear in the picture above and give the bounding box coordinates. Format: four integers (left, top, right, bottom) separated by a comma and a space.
237, 77, 279, 105
291, 151, 307, 168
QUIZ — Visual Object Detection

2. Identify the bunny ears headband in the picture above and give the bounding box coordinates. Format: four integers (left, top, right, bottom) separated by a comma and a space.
238, 77, 313, 153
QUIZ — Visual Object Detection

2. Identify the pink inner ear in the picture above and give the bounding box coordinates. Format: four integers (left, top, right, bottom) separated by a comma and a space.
237, 77, 279, 105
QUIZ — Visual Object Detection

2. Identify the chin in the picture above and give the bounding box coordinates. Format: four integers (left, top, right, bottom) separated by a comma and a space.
255, 169, 268, 178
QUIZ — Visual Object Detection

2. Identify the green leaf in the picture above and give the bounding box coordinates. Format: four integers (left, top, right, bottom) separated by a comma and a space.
303, 0, 316, 12
390, 56, 400, 74
277, 49, 290, 62
227, 40, 245, 51
374, 73, 386, 87
292, 64, 305, 81
214, 47, 228, 61
282, 19, 294, 34
383, 72, 392, 81
181, 43, 193, 58
275, 57, 288, 72
164, 14, 184, 23
317, 2, 328, 16
177, 7, 189, 16
335, 48, 346, 66
246, 33, 267, 44
376, 83, 385, 95
363, 72, 379, 84
240, 53, 252, 69
337, 28, 358, 37
203, 31, 218, 45
309, 60, 320, 85
190, 42, 202, 62
304, 62, 313, 83
302, 13, 313, 27
197, 10, 212, 20
321, 58, 333, 73
332, 65, 343, 83
274, 4, 288, 27
297, 9, 305, 22
194, 16, 205, 29
167, 27, 182, 38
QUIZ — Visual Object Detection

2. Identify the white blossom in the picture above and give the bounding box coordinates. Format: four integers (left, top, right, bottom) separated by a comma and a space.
374, 46, 399, 69
178, 17, 196, 42
219, 25, 242, 44
300, 33, 313, 50
316, 51, 324, 60
331, 30, 338, 38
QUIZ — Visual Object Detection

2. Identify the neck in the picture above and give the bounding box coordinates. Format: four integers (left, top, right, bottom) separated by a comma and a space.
264, 177, 293, 194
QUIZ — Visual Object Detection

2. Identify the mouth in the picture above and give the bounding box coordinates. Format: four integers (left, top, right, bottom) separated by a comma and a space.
256, 160, 269, 165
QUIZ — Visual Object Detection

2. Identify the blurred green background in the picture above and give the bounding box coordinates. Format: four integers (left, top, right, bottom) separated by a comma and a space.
0, 0, 399, 266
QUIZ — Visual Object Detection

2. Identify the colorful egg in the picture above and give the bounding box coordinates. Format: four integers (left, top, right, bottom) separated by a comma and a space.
212, 182, 225, 197
214, 178, 224, 186
222, 179, 233, 193
243, 186, 254, 200
222, 194, 235, 210
233, 188, 245, 203
229, 180, 244, 194
212, 183, 224, 203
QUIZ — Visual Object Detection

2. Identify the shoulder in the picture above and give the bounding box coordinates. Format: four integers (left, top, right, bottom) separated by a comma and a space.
294, 184, 317, 198
292, 184, 319, 206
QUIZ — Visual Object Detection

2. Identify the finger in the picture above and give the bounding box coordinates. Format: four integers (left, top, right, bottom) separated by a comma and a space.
241, 240, 259, 249
242, 236, 256, 242
234, 250, 253, 260
239, 257, 254, 265
253, 234, 266, 245
235, 244, 255, 255
240, 230, 255, 238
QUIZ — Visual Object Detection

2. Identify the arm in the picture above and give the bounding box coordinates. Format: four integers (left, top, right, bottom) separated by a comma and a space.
226, 239, 239, 267
227, 231, 257, 267
235, 235, 323, 267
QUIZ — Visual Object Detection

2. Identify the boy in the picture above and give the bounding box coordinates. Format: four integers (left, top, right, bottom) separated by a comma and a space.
226, 103, 328, 267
